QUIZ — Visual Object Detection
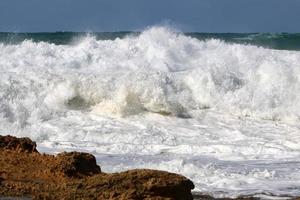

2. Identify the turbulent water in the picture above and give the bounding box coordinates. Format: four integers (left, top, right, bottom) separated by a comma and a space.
1, 26, 300, 198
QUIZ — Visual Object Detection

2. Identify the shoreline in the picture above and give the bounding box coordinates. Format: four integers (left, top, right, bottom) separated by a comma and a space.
0, 135, 194, 199
0, 135, 298, 200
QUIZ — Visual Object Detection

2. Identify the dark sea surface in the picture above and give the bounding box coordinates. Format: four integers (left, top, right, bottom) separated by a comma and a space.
0, 32, 300, 50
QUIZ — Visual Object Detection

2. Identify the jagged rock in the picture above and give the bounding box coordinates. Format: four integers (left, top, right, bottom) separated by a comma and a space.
53, 151, 101, 177
86, 169, 195, 200
0, 135, 194, 200
0, 135, 37, 153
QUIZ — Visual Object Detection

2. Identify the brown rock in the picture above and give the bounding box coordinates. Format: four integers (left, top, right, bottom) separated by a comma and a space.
52, 151, 101, 177
83, 169, 194, 200
0, 135, 37, 153
0, 135, 194, 200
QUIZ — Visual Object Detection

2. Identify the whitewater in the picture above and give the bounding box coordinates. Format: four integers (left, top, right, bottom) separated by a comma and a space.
1, 26, 300, 198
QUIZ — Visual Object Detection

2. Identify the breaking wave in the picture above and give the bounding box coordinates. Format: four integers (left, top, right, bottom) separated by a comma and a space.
1, 26, 300, 126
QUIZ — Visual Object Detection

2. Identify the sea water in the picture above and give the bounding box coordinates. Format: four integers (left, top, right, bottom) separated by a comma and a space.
1, 26, 300, 198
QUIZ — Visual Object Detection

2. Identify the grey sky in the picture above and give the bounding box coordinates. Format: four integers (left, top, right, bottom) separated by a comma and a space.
0, 0, 299, 32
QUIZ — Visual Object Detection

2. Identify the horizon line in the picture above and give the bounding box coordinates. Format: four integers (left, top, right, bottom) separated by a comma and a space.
0, 31, 299, 34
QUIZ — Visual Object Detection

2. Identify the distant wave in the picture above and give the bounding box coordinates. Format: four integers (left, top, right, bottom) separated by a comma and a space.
1, 29, 300, 50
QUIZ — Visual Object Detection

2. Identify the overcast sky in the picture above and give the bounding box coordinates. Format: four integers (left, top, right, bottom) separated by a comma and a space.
0, 0, 300, 33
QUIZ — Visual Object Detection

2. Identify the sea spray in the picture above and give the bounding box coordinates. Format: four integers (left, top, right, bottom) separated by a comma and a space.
1, 27, 300, 122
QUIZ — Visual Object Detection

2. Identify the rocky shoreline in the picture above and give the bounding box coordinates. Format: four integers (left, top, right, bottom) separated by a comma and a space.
0, 135, 296, 200
0, 135, 195, 199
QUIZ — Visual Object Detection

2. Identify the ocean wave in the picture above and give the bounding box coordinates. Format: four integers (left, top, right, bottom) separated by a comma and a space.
1, 26, 300, 125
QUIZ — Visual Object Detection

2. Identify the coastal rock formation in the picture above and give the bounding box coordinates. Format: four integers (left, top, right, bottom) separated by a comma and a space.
0, 135, 194, 200
52, 152, 101, 178
0, 135, 37, 153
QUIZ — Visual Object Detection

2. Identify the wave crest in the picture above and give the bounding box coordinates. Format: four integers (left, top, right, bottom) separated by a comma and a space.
1, 26, 300, 123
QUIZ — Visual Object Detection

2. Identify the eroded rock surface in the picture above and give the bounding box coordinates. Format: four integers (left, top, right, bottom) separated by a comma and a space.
0, 135, 37, 153
52, 152, 101, 178
0, 135, 194, 200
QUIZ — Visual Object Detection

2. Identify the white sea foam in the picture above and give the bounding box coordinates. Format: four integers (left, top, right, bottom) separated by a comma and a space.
1, 26, 300, 198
